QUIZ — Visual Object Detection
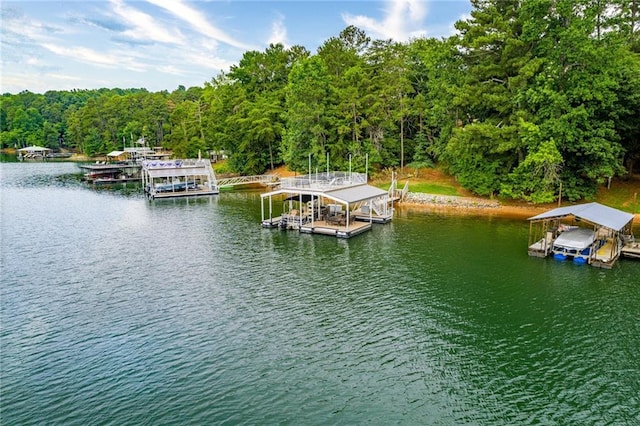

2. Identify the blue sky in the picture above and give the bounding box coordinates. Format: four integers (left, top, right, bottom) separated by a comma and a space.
1, 0, 472, 94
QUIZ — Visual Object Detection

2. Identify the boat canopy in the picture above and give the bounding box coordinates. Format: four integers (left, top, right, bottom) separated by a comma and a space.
17, 145, 50, 152
262, 184, 387, 205
553, 228, 596, 250
528, 202, 633, 231
107, 150, 126, 157
324, 184, 388, 204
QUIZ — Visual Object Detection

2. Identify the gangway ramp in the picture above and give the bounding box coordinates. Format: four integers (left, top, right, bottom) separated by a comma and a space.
216, 174, 279, 188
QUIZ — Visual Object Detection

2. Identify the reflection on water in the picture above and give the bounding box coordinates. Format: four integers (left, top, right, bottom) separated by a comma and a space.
1, 162, 639, 425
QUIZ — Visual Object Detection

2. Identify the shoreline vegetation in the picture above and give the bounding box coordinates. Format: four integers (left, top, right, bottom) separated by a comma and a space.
2, 8, 639, 213
3, 149, 638, 222
268, 165, 640, 221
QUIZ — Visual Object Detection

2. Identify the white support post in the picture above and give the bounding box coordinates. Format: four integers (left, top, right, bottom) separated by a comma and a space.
299, 193, 303, 229
311, 196, 315, 228
346, 203, 350, 231
326, 152, 329, 175
370, 200, 373, 223
365, 153, 368, 182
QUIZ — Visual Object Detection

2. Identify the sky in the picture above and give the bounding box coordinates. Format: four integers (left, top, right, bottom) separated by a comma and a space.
1, 0, 472, 94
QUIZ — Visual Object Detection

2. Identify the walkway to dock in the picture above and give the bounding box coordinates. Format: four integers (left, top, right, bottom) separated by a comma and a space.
217, 174, 279, 188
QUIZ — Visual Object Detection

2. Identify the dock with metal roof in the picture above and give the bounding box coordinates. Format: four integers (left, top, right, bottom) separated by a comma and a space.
141, 159, 219, 199
261, 171, 393, 238
527, 202, 635, 268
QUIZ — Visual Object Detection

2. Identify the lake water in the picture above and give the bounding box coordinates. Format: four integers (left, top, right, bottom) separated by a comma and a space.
1, 162, 639, 425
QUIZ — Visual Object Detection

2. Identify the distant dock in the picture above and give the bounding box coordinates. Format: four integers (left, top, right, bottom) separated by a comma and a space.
79, 162, 142, 184
142, 159, 219, 199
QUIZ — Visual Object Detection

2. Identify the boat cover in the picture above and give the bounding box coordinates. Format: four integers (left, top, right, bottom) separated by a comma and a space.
17, 145, 50, 152
528, 202, 634, 231
553, 228, 596, 250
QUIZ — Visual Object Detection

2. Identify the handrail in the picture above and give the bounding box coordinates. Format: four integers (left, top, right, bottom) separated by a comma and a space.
401, 181, 409, 201
279, 171, 367, 190
217, 174, 279, 187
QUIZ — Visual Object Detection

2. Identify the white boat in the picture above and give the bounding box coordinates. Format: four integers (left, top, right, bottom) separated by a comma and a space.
552, 228, 596, 262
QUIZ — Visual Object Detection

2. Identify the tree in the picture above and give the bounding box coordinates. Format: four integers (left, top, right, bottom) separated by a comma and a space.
518, 0, 628, 199
283, 56, 332, 172
448, 0, 531, 196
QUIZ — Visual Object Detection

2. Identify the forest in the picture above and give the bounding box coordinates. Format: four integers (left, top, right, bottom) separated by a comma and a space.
1, 0, 639, 203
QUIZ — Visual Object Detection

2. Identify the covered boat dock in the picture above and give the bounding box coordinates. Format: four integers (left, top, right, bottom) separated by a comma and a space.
527, 202, 635, 268
261, 171, 393, 238
141, 159, 219, 199
17, 145, 50, 160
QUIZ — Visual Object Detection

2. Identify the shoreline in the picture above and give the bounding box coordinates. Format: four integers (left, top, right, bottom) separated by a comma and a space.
397, 201, 546, 219
397, 198, 640, 223
3, 154, 638, 222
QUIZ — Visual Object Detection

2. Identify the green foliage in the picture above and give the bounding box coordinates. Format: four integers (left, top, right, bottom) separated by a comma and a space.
2, 4, 638, 204
501, 122, 563, 203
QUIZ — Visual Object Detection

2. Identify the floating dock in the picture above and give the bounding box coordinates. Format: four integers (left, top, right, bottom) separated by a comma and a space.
621, 241, 640, 259
527, 202, 635, 268
141, 159, 219, 199
261, 171, 393, 238
79, 162, 142, 183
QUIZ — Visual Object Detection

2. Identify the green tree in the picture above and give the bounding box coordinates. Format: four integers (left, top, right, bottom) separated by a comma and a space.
448, 0, 531, 196
283, 56, 332, 171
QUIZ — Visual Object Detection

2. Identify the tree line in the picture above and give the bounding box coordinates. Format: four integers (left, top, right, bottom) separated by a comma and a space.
1, 0, 639, 203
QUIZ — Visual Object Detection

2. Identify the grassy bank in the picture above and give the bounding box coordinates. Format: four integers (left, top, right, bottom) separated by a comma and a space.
370, 166, 640, 216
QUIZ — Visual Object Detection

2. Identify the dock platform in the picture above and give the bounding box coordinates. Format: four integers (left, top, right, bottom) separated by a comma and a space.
149, 186, 218, 199
527, 203, 635, 268
621, 241, 640, 259
142, 159, 219, 199
260, 171, 393, 238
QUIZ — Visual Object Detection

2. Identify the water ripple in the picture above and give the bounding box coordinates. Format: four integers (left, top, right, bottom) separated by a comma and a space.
2, 163, 640, 425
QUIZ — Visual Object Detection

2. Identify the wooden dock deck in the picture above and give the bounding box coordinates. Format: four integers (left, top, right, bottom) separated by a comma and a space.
621, 241, 640, 259
262, 215, 373, 238
300, 219, 372, 238
150, 185, 218, 199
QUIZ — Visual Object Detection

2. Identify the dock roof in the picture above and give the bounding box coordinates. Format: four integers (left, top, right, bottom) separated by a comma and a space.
528, 202, 634, 231
262, 183, 387, 205
18, 145, 50, 152
325, 184, 388, 204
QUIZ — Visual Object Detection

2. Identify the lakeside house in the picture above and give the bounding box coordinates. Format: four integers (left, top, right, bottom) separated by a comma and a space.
527, 202, 635, 268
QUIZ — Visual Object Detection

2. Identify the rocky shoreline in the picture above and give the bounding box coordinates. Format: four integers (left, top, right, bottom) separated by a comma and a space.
401, 192, 501, 209
399, 192, 640, 223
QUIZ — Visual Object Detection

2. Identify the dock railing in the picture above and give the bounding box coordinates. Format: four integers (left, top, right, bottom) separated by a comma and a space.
279, 171, 367, 190
217, 174, 279, 187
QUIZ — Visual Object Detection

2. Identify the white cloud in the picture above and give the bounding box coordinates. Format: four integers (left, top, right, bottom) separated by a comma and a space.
40, 43, 147, 72
110, 0, 185, 45
342, 0, 428, 41
146, 0, 255, 50
183, 51, 234, 71
267, 14, 288, 47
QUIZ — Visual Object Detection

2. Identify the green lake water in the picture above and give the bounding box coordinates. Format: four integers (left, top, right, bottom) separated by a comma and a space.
1, 162, 639, 424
